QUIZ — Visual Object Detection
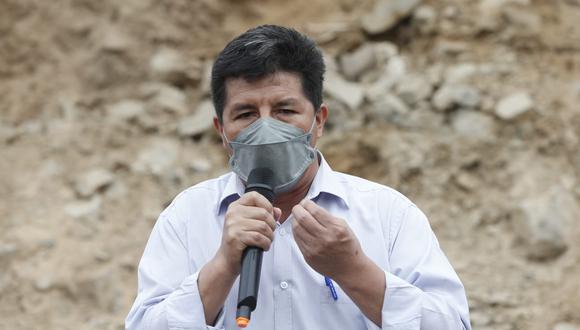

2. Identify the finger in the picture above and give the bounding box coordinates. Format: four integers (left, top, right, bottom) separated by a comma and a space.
292, 204, 325, 237
238, 218, 275, 241
239, 191, 274, 214
273, 207, 282, 222
300, 199, 334, 227
292, 222, 314, 252
240, 231, 272, 251
238, 206, 276, 231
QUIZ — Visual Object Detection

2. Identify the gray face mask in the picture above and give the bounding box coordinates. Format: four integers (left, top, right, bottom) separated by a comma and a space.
225, 117, 317, 193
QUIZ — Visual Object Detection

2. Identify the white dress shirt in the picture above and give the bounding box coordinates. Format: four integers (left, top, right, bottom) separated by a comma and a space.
126, 153, 471, 330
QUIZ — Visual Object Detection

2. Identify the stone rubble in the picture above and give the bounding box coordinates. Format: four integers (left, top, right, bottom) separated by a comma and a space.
1, 1, 579, 329
73, 169, 115, 198
324, 70, 365, 110
432, 84, 481, 111
361, 0, 423, 35
177, 99, 215, 137
495, 92, 534, 120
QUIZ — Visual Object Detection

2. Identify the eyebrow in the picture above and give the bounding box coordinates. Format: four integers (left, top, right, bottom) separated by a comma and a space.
274, 98, 298, 107
230, 103, 258, 113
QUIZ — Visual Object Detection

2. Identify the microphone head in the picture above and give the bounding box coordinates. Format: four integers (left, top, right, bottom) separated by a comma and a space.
247, 167, 275, 188
246, 168, 275, 202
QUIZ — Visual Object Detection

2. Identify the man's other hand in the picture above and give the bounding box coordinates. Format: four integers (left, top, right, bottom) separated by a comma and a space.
291, 199, 365, 281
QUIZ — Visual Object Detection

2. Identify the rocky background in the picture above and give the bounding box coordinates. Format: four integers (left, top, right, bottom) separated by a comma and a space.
1, 0, 580, 329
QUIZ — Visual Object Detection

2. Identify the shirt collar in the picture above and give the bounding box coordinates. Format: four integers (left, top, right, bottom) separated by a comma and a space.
216, 151, 349, 215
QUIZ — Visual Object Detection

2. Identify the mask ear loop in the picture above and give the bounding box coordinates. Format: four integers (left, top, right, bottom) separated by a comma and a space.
308, 114, 317, 134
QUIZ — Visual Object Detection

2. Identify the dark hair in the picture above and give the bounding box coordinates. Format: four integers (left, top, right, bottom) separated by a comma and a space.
211, 25, 325, 123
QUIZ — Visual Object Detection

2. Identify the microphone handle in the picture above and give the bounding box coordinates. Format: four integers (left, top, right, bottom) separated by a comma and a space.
236, 246, 263, 324
236, 184, 274, 327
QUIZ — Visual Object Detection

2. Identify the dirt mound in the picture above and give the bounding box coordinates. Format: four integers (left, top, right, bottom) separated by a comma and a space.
1, 0, 579, 329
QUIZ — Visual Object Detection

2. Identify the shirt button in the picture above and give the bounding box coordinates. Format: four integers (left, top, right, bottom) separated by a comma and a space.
279, 228, 286, 236
280, 281, 289, 289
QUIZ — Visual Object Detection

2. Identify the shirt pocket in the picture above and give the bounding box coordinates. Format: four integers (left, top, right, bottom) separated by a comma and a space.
318, 283, 367, 329
319, 283, 352, 305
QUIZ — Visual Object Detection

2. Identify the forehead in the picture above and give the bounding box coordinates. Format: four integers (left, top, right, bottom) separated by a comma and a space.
224, 72, 306, 105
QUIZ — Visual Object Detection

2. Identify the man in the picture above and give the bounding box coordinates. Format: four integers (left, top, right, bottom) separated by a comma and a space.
126, 25, 470, 329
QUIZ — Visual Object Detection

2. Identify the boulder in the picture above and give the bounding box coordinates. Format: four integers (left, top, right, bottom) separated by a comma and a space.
433, 84, 481, 111
133, 138, 180, 177
451, 110, 496, 140
395, 74, 433, 106
106, 100, 146, 123
324, 71, 365, 110
362, 0, 423, 35
368, 93, 409, 121
513, 186, 577, 261
177, 100, 215, 137
74, 169, 114, 198
554, 323, 580, 330
150, 47, 201, 83
495, 92, 533, 120
413, 5, 438, 34
339, 44, 377, 80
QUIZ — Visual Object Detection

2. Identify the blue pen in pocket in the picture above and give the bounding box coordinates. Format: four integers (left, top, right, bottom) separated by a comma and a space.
324, 276, 338, 301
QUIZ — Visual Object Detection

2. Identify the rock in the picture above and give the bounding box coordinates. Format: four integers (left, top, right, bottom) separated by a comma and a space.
34, 276, 55, 292
0, 244, 18, 264
324, 71, 365, 110
504, 7, 541, 34
106, 100, 146, 123
442, 5, 459, 19
339, 44, 377, 80
433, 84, 481, 111
554, 323, 580, 330
200, 60, 214, 96
444, 63, 478, 84
495, 92, 533, 120
372, 42, 399, 65
152, 85, 189, 114
451, 110, 496, 140
188, 158, 212, 173
365, 55, 407, 101
395, 74, 433, 106
64, 197, 102, 220
0, 123, 18, 144
177, 100, 215, 137
477, 0, 506, 32
133, 138, 180, 177
74, 270, 123, 312
513, 187, 577, 261
454, 172, 480, 191
150, 48, 201, 83
368, 93, 409, 121
470, 310, 493, 327
323, 98, 364, 131
74, 169, 114, 198
413, 5, 438, 35
99, 26, 132, 53
361, 0, 423, 35
434, 41, 469, 58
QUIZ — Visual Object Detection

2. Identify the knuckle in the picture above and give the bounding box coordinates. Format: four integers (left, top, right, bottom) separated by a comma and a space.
260, 208, 270, 220
259, 221, 270, 233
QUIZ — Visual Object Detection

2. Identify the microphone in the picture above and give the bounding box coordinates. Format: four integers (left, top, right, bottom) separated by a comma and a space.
236, 167, 275, 328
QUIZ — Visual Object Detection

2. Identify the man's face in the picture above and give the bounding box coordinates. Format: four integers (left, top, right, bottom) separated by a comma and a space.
213, 71, 328, 154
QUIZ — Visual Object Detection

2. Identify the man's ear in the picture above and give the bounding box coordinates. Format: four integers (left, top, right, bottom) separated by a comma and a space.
315, 104, 328, 139
213, 116, 227, 148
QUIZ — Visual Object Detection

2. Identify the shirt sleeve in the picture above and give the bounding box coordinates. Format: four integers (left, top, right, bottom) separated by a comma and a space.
364, 203, 471, 330
125, 207, 224, 330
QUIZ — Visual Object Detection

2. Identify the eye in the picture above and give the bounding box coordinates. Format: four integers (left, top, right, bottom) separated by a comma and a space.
279, 109, 296, 115
235, 112, 255, 120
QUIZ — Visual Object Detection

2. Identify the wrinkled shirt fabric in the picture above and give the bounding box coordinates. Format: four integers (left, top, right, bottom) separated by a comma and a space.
126, 154, 471, 330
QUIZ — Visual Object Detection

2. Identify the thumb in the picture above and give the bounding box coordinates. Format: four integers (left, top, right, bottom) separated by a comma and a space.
273, 207, 282, 222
